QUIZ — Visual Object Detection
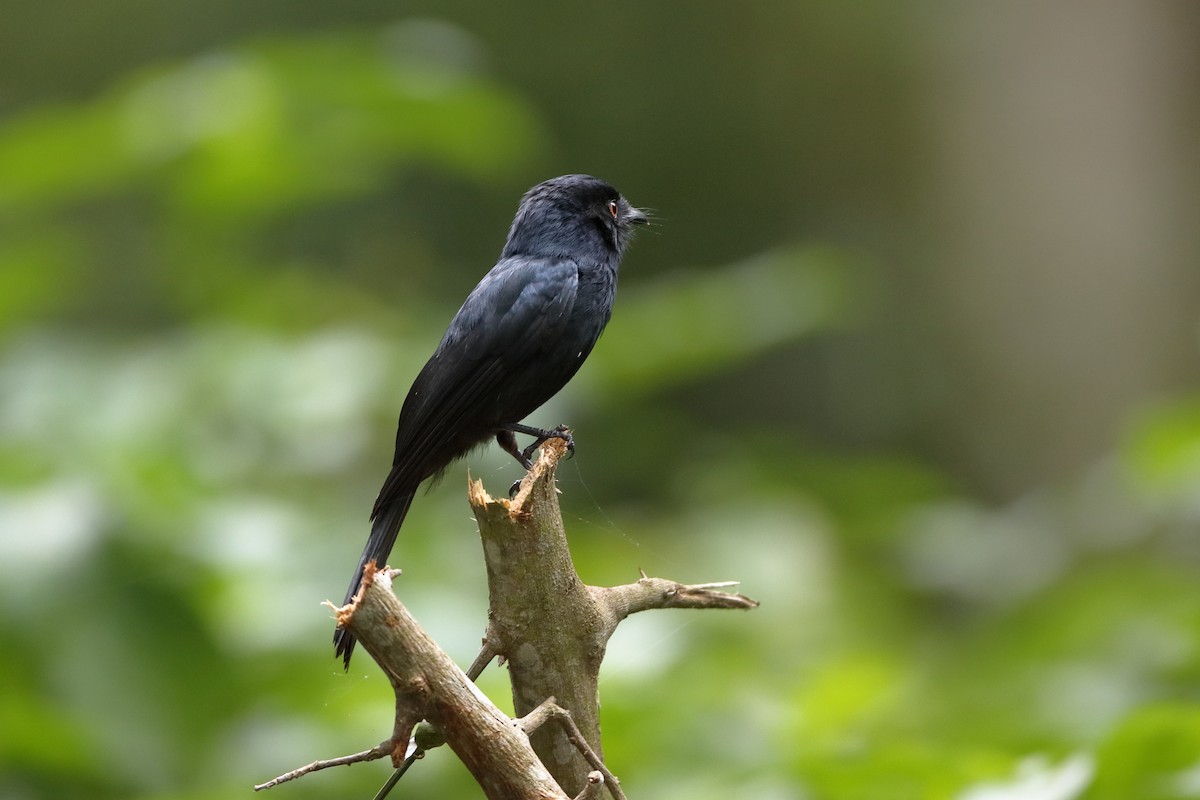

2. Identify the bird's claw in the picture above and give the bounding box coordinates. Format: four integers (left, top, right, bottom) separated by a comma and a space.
508, 479, 522, 498
547, 424, 575, 461
519, 424, 574, 465
553, 424, 576, 459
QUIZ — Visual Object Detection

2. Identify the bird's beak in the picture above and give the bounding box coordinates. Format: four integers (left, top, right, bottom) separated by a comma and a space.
627, 206, 649, 226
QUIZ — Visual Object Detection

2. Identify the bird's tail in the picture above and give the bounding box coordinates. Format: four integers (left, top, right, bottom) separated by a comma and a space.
333, 491, 416, 669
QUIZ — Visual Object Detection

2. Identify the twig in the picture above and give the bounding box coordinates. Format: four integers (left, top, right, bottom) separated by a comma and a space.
371, 750, 422, 800
598, 574, 759, 620
466, 640, 499, 681
520, 700, 627, 800
573, 771, 606, 800
254, 741, 393, 791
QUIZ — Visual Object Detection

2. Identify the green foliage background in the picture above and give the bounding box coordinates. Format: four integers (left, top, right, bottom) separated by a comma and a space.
2, 5, 1199, 800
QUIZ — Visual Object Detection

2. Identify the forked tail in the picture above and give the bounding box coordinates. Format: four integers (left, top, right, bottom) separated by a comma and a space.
333, 492, 416, 669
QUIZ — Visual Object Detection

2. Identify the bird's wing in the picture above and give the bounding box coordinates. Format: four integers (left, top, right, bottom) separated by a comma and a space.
372, 256, 579, 515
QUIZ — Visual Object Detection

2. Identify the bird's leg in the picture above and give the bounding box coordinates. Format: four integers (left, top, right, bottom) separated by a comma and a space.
495, 429, 533, 470
498, 424, 574, 497
501, 422, 575, 464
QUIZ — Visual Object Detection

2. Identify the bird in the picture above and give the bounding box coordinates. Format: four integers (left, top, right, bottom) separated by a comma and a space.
334, 174, 647, 668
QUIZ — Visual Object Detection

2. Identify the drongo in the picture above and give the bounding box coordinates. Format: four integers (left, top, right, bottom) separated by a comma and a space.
334, 174, 647, 668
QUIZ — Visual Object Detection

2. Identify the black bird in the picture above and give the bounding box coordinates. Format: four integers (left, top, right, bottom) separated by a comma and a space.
335, 174, 647, 668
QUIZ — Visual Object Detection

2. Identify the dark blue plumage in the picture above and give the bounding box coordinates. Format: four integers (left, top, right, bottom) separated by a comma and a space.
335, 174, 646, 668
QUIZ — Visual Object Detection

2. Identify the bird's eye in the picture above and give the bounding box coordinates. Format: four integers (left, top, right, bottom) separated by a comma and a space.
607, 200, 619, 219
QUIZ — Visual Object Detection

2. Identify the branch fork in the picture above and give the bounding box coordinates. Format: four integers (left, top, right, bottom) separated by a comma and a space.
256, 438, 757, 798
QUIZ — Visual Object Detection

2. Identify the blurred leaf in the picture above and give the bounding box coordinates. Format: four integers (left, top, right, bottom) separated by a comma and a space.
0, 23, 547, 329
956, 753, 1095, 800
1123, 397, 1200, 496
0, 230, 80, 332
591, 245, 871, 393
0, 652, 109, 789
791, 651, 906, 744
1091, 705, 1200, 800
0, 100, 138, 212
770, 447, 950, 541
0, 26, 544, 219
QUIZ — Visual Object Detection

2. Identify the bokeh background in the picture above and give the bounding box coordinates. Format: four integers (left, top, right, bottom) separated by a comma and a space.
3, 3, 1200, 799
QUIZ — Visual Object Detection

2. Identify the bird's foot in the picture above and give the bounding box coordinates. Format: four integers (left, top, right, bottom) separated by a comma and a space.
498, 423, 574, 492
520, 423, 574, 465
506, 425, 572, 498
496, 429, 532, 470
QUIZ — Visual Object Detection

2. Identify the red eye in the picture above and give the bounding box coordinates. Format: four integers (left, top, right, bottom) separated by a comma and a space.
607, 200, 619, 219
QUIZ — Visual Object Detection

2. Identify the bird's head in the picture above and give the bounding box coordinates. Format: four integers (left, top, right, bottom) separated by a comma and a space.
502, 174, 648, 262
